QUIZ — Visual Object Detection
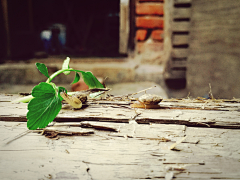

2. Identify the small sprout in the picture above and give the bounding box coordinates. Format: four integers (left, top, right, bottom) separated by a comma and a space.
15, 57, 104, 130
60, 91, 83, 109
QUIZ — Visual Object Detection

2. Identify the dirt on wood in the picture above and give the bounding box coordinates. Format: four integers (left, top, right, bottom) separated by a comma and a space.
0, 94, 240, 179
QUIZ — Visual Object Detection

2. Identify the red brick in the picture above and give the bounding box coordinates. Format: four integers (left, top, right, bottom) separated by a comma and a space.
136, 29, 148, 41
136, 17, 164, 29
151, 30, 164, 41
136, 3, 164, 15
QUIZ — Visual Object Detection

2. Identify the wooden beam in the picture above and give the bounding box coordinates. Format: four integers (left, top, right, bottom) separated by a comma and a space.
163, 0, 174, 62
28, 0, 34, 32
1, 94, 240, 129
1, 0, 11, 57
1, 120, 240, 179
119, 0, 130, 54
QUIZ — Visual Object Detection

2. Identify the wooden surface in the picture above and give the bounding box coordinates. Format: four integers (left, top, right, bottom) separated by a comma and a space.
1, 0, 11, 58
0, 94, 240, 179
119, 0, 129, 54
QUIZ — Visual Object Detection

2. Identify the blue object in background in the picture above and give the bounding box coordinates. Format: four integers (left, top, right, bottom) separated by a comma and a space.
40, 30, 52, 53
40, 24, 66, 54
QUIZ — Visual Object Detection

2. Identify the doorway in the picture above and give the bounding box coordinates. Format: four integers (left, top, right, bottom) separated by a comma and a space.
1, 0, 127, 59
33, 0, 122, 57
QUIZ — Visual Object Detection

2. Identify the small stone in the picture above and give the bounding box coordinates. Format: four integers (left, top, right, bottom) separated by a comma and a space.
138, 94, 163, 105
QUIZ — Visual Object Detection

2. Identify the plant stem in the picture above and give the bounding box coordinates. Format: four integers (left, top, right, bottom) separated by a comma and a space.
46, 69, 71, 83
46, 69, 84, 83
11, 95, 34, 103
13, 68, 85, 103
12, 92, 80, 103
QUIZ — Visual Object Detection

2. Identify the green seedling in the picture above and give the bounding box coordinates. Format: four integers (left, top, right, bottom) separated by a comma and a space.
14, 57, 104, 130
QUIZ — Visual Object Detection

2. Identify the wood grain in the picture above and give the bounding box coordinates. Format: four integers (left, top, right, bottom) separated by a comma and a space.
1, 94, 240, 128
0, 94, 240, 179
0, 121, 240, 179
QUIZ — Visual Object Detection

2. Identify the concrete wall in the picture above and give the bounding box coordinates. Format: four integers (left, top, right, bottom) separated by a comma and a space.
187, 0, 240, 98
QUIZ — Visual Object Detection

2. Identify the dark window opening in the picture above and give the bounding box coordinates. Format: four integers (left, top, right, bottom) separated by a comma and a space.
4, 0, 125, 59
34, 0, 122, 57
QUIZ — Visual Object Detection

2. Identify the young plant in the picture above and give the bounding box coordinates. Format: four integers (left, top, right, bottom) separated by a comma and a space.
18, 57, 104, 130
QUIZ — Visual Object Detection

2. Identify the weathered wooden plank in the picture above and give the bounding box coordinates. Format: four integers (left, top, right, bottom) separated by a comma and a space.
0, 121, 240, 179
173, 35, 189, 45
119, 0, 129, 54
1, 95, 240, 129
163, 0, 174, 66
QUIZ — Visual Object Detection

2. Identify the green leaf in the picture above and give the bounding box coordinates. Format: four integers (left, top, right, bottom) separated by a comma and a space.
81, 71, 104, 89
27, 82, 62, 130
71, 72, 80, 84
62, 57, 71, 75
36, 63, 50, 78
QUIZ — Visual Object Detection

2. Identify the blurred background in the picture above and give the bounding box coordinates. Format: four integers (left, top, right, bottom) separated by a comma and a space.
0, 0, 240, 99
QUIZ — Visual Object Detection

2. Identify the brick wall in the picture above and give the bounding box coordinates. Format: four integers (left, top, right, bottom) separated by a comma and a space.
135, 0, 164, 62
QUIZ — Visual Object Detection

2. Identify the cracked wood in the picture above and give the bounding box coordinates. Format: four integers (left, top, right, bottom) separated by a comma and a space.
0, 94, 240, 129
